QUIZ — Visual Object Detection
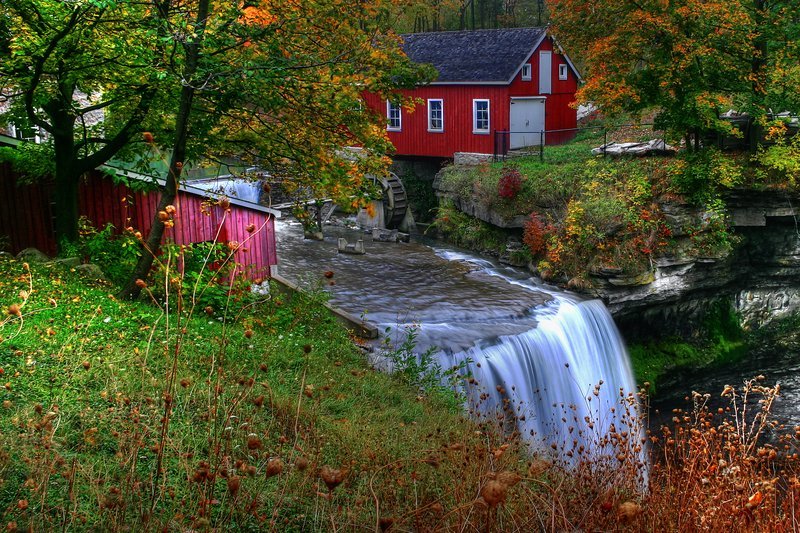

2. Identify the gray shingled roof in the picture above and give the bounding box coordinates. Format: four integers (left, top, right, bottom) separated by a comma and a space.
401, 27, 547, 83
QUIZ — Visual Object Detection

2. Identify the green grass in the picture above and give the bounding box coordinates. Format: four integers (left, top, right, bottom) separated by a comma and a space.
0, 255, 535, 530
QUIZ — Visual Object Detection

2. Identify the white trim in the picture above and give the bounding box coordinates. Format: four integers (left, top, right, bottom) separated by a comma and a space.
427, 98, 444, 132
508, 32, 583, 84
472, 99, 490, 134
508, 31, 549, 83
510, 96, 547, 101
386, 100, 402, 131
559, 63, 568, 81
521, 64, 532, 81
550, 34, 584, 83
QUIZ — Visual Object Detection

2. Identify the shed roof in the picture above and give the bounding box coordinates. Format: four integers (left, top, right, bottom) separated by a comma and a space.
401, 27, 548, 83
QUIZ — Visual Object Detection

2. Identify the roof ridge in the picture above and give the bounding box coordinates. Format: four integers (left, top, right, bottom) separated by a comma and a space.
401, 26, 547, 38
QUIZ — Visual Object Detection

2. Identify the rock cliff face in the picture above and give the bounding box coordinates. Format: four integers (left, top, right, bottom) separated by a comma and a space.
591, 190, 800, 336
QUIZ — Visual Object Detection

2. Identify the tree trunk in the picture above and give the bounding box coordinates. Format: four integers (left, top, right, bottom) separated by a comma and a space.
53, 134, 79, 249
118, 0, 207, 300
749, 0, 767, 151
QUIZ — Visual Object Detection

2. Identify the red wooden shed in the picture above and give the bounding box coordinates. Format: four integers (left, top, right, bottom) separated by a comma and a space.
363, 27, 581, 159
0, 135, 279, 280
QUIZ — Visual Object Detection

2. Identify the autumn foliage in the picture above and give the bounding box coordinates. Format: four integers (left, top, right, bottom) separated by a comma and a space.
497, 167, 523, 199
522, 212, 547, 257
549, 0, 800, 142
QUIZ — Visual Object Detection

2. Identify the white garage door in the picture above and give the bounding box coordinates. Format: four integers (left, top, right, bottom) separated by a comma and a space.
509, 97, 545, 149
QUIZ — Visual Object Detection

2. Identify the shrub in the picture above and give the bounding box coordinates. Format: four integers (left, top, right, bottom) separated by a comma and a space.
669, 148, 744, 204
755, 123, 800, 187
69, 218, 141, 286
522, 212, 548, 257
498, 166, 522, 199
148, 240, 255, 314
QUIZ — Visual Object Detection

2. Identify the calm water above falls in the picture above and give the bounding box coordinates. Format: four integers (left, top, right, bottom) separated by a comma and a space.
276, 221, 644, 463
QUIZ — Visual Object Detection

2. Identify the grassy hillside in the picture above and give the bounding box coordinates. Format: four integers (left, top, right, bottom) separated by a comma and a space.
1, 253, 797, 530
0, 254, 544, 530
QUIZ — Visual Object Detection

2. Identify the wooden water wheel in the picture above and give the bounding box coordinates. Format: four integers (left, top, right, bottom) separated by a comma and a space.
375, 172, 408, 229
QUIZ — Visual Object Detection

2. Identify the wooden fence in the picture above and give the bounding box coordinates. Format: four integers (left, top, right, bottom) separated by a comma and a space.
0, 162, 279, 279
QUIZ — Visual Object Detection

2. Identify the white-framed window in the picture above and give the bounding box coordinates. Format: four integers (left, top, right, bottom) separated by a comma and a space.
386, 100, 401, 131
559, 64, 568, 81
472, 99, 490, 134
521, 64, 532, 81
427, 99, 443, 132
7, 123, 45, 143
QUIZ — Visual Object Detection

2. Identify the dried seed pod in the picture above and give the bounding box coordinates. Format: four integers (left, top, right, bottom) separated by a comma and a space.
617, 501, 641, 523
528, 458, 551, 477
227, 475, 240, 495
480, 480, 507, 507
266, 458, 283, 478
495, 470, 521, 487
320, 466, 345, 491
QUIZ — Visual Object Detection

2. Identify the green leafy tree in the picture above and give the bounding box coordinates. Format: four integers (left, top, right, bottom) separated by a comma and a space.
0, 0, 162, 246
118, 0, 433, 298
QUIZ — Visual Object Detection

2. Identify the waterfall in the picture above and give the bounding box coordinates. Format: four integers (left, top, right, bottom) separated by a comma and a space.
191, 178, 261, 203
434, 251, 646, 470
229, 180, 261, 203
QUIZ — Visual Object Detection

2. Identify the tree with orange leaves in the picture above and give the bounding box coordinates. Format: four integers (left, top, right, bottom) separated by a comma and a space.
117, 0, 433, 298
549, 0, 799, 147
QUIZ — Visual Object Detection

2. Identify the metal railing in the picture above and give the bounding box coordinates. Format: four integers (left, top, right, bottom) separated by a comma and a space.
493, 116, 800, 163
492, 124, 675, 162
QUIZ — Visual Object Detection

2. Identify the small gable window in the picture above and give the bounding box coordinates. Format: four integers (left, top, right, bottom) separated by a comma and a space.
559, 64, 568, 81
521, 64, 532, 81
386, 101, 401, 131
428, 99, 443, 132
473, 99, 490, 134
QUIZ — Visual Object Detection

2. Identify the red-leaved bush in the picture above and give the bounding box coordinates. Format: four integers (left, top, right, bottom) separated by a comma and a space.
523, 212, 547, 256
498, 167, 523, 199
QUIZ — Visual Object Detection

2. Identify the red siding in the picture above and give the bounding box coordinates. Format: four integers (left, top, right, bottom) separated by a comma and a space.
364, 35, 579, 157
365, 86, 508, 158
508, 37, 578, 142
0, 163, 57, 256
0, 164, 277, 280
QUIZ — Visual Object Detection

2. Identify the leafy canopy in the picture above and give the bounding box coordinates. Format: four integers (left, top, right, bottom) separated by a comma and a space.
549, 0, 800, 140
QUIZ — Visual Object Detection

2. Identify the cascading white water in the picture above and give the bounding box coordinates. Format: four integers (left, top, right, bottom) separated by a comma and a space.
190, 178, 261, 203
275, 223, 646, 472
228, 180, 261, 203
433, 251, 645, 468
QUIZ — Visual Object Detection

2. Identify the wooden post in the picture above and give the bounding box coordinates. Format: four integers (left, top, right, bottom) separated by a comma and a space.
540, 131, 544, 162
